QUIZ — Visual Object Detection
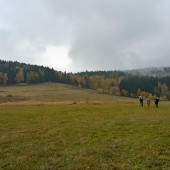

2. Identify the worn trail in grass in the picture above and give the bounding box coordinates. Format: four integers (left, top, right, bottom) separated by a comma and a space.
0, 104, 170, 169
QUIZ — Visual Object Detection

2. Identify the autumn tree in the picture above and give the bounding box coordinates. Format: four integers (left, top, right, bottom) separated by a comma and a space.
15, 68, 24, 84
2, 73, 8, 84
122, 89, 128, 97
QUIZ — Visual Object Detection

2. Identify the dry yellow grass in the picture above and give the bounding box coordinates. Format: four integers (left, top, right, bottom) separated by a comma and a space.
0, 83, 136, 105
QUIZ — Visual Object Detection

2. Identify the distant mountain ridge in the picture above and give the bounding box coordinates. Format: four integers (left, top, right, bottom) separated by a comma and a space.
125, 67, 170, 77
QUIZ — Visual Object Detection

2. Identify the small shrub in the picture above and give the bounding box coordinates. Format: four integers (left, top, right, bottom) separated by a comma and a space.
6, 94, 13, 97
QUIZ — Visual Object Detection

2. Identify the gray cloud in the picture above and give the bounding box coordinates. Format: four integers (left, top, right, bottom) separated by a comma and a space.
0, 0, 170, 72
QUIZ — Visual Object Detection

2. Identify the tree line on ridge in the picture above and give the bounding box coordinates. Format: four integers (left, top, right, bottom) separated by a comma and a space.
0, 60, 170, 100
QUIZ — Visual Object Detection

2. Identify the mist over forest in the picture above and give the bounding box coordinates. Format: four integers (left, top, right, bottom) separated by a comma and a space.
125, 67, 170, 77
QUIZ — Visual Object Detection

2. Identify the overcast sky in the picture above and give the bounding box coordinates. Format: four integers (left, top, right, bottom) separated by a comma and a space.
0, 0, 170, 72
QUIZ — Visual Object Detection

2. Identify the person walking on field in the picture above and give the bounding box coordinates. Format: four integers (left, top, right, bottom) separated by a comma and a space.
139, 96, 143, 106
147, 97, 151, 109
154, 97, 159, 108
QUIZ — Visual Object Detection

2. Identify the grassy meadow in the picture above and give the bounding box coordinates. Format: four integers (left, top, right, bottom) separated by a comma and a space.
0, 83, 170, 169
0, 83, 135, 104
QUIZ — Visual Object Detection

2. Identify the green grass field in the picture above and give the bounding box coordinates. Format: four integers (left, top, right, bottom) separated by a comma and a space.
0, 83, 170, 169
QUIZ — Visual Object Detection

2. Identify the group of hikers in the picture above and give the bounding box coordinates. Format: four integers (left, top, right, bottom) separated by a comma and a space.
139, 96, 159, 108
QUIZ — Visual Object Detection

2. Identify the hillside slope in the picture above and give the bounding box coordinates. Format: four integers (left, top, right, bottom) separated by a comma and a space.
0, 83, 135, 105
1, 60, 170, 100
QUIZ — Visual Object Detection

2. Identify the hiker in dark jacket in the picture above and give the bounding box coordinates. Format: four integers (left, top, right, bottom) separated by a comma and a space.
139, 96, 143, 106
154, 97, 159, 108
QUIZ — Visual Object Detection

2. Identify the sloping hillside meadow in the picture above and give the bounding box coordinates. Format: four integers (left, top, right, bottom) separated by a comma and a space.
0, 83, 170, 169
0, 83, 135, 105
